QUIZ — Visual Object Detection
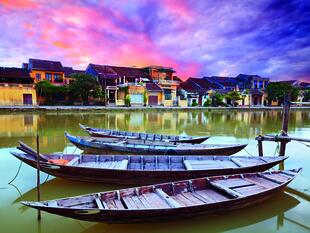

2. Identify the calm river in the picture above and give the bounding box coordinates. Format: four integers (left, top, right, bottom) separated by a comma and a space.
0, 110, 309, 233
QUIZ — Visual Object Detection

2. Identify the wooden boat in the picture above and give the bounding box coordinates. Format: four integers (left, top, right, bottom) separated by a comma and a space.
11, 142, 287, 185
65, 132, 247, 156
21, 168, 301, 223
79, 124, 210, 144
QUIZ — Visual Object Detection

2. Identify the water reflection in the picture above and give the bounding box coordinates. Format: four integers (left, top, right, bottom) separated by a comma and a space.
1, 110, 310, 233
0, 111, 310, 151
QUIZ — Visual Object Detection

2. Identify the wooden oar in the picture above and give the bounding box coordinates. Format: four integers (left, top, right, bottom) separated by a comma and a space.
18, 141, 49, 162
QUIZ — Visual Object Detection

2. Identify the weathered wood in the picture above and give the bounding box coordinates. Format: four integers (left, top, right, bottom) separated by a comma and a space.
12, 144, 287, 185
22, 169, 300, 223
36, 135, 41, 220
258, 140, 263, 157
95, 196, 105, 210
230, 158, 245, 167
155, 189, 182, 208
279, 95, 290, 156
183, 160, 193, 170
67, 157, 79, 166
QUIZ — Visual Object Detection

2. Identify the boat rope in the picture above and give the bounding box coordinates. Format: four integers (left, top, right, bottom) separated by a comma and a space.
43, 174, 50, 183
274, 142, 280, 156
8, 160, 23, 184
242, 147, 255, 157
297, 141, 310, 148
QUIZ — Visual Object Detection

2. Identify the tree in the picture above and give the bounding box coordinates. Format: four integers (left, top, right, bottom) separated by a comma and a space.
143, 91, 147, 106
211, 92, 225, 106
225, 91, 242, 106
303, 90, 310, 102
68, 73, 101, 105
265, 82, 299, 105
35, 80, 54, 104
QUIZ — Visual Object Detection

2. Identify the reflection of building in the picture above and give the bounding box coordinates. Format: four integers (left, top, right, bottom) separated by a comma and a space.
0, 114, 38, 137
0, 67, 37, 105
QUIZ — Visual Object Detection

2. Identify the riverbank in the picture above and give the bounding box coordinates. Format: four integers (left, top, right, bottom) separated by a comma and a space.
1, 105, 310, 113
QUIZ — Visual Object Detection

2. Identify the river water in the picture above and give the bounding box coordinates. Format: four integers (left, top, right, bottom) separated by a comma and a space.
0, 110, 309, 233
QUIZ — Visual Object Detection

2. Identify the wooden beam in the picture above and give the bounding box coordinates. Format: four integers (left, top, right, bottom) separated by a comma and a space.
279, 95, 290, 156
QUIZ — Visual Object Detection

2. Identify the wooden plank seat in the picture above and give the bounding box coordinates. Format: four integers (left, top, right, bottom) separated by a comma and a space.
66, 157, 79, 166
184, 160, 222, 170
194, 189, 229, 202
78, 160, 129, 170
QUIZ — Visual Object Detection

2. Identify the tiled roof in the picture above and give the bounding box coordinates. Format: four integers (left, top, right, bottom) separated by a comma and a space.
179, 80, 200, 93
73, 69, 85, 74
0, 67, 31, 79
28, 58, 64, 72
146, 83, 162, 92
89, 64, 150, 79
63, 66, 74, 76
209, 76, 237, 87
0, 67, 33, 84
110, 66, 149, 78
190, 77, 219, 89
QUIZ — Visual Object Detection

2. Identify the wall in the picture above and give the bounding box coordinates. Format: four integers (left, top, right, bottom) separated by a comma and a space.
30, 70, 65, 85
0, 84, 37, 106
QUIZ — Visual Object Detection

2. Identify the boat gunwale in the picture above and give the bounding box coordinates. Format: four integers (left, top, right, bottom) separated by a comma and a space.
22, 168, 301, 212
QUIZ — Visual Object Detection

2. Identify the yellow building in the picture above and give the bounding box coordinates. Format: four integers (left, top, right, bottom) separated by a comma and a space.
23, 58, 66, 85
143, 66, 179, 106
0, 67, 37, 105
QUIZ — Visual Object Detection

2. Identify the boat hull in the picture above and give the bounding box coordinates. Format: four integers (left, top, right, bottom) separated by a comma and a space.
66, 134, 247, 156
22, 180, 293, 223
12, 153, 285, 185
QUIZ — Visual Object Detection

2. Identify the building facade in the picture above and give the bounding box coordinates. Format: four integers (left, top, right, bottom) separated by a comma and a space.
0, 67, 37, 105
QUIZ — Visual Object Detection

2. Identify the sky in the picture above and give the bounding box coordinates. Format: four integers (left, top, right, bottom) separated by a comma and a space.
0, 0, 309, 81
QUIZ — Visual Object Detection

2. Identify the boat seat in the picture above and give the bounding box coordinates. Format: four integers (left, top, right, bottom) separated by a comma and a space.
66, 157, 79, 166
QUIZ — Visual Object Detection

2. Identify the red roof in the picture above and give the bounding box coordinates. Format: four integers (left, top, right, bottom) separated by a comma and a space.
146, 83, 162, 92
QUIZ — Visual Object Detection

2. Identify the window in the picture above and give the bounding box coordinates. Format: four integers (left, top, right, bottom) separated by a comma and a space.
45, 73, 52, 82
253, 80, 258, 89
54, 74, 63, 83
36, 73, 41, 81
164, 89, 172, 100
259, 80, 263, 89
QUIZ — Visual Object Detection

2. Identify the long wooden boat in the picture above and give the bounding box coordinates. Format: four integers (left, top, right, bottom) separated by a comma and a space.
11, 142, 287, 185
22, 168, 301, 223
65, 132, 247, 156
79, 124, 209, 144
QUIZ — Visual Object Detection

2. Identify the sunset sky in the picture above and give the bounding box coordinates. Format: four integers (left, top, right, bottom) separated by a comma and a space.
0, 0, 309, 81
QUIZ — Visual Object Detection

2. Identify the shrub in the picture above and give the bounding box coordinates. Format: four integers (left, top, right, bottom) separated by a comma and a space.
125, 95, 131, 107
203, 99, 211, 107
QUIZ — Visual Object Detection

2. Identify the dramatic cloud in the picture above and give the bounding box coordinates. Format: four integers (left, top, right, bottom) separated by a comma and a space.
0, 0, 309, 80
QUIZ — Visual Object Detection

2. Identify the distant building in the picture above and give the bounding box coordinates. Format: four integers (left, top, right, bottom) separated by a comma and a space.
179, 77, 218, 106
23, 58, 66, 85
142, 66, 179, 106
86, 64, 150, 105
63, 66, 84, 84
0, 67, 37, 105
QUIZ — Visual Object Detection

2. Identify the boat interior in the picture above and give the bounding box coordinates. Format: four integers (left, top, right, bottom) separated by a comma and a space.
42, 170, 296, 210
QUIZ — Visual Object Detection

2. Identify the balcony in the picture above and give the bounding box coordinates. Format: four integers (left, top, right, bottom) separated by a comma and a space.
156, 79, 179, 86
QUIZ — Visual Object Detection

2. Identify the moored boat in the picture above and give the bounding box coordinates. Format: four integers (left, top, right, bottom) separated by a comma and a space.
65, 132, 247, 156
79, 124, 209, 144
22, 168, 301, 223
12, 142, 287, 185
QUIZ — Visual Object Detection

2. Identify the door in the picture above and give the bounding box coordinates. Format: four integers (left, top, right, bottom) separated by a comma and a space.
23, 94, 33, 105
148, 95, 158, 105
